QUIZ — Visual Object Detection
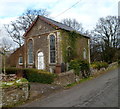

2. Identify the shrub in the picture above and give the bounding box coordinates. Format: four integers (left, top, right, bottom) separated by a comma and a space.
3, 68, 55, 84
118, 60, 120, 65
69, 59, 90, 78
69, 59, 81, 75
4, 67, 22, 74
23, 68, 55, 84
91, 62, 108, 70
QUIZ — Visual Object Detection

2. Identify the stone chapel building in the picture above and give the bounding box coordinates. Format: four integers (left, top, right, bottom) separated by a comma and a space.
8, 15, 90, 73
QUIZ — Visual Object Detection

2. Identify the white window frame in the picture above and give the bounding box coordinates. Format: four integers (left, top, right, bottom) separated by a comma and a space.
48, 33, 56, 64
83, 48, 87, 59
28, 39, 34, 65
19, 56, 23, 65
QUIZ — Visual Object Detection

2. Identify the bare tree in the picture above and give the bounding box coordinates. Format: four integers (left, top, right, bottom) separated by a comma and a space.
0, 38, 12, 74
61, 18, 84, 33
91, 16, 119, 63
94, 16, 119, 48
5, 9, 49, 47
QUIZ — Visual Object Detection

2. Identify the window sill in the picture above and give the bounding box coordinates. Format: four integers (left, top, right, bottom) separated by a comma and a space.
49, 63, 56, 66
19, 63, 23, 65
28, 63, 34, 65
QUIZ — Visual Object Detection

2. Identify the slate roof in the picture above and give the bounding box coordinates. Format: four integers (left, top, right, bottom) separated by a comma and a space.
24, 15, 89, 38
41, 16, 75, 31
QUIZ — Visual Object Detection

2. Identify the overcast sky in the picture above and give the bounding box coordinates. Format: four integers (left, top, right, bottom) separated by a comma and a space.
0, 0, 119, 43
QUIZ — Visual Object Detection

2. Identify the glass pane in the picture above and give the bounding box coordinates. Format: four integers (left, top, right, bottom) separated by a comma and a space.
50, 35, 56, 63
28, 40, 33, 64
50, 51, 55, 63
50, 35, 55, 50
19, 57, 23, 63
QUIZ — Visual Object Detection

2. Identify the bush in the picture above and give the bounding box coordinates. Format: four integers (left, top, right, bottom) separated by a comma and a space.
69, 59, 90, 78
23, 68, 55, 84
91, 62, 108, 70
4, 67, 22, 74
69, 59, 81, 75
118, 60, 120, 65
3, 68, 55, 84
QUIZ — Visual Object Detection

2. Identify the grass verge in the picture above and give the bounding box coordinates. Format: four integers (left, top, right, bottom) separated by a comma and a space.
65, 64, 119, 89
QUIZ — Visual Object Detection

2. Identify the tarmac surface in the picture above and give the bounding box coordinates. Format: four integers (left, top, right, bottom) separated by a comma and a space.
20, 68, 119, 107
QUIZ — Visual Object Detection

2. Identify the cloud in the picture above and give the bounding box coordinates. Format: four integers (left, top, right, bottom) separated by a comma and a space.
0, 0, 119, 48
0, 0, 60, 18
0, 0, 119, 31
49, 0, 119, 30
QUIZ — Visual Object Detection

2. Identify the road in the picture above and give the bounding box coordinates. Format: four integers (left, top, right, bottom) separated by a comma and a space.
21, 68, 119, 107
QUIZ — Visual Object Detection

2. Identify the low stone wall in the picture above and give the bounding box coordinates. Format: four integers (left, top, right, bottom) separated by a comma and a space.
108, 62, 118, 67
54, 70, 76, 86
90, 62, 118, 76
1, 83, 29, 107
90, 67, 106, 75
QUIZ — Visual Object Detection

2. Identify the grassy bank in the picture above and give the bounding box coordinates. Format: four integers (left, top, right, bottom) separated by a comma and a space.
65, 64, 118, 88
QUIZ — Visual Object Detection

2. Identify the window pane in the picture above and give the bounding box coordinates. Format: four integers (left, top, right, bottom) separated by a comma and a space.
50, 35, 55, 63
50, 51, 55, 63
19, 56, 23, 64
28, 40, 33, 64
83, 49, 87, 59
50, 35, 55, 50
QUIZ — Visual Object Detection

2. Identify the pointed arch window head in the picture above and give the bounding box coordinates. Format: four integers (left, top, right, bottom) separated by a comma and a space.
28, 40, 33, 64
50, 35, 56, 63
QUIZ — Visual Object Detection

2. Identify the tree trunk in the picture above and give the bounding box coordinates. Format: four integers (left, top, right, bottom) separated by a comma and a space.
3, 55, 6, 75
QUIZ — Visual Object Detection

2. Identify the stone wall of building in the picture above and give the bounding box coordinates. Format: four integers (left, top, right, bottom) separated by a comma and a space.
76, 37, 90, 63
54, 70, 76, 86
7, 45, 25, 68
24, 18, 59, 71
1, 83, 29, 107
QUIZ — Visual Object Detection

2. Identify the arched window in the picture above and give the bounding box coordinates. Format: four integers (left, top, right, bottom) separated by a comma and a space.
28, 40, 33, 64
67, 46, 73, 62
83, 48, 87, 59
50, 35, 56, 63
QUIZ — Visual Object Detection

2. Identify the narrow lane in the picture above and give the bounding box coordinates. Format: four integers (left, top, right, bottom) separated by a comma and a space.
21, 68, 118, 107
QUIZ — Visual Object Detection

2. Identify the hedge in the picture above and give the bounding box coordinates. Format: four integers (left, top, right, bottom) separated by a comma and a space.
2, 67, 22, 74
3, 68, 56, 84
23, 68, 55, 84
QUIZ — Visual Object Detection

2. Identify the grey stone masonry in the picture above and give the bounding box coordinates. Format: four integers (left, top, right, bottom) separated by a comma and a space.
1, 83, 29, 107
54, 70, 76, 86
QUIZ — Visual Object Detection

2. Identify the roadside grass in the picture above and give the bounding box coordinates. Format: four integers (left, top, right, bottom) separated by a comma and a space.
65, 77, 93, 89
65, 64, 119, 89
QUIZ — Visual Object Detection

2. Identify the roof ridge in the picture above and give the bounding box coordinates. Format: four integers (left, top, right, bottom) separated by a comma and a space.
24, 15, 90, 38
38, 15, 75, 30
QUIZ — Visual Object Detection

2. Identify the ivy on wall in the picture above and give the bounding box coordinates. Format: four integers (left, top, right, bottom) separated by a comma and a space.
60, 30, 82, 63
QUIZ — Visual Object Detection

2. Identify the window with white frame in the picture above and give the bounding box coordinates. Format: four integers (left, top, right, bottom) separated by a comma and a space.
50, 35, 56, 63
83, 48, 87, 59
28, 40, 33, 64
67, 46, 72, 62
19, 56, 23, 64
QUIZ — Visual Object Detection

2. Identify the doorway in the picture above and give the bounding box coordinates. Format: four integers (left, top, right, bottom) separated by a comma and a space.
38, 52, 45, 69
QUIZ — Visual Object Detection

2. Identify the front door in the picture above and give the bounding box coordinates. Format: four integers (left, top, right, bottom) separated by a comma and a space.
38, 52, 45, 69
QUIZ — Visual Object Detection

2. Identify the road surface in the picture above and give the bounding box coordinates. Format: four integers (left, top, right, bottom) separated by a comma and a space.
21, 68, 119, 107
